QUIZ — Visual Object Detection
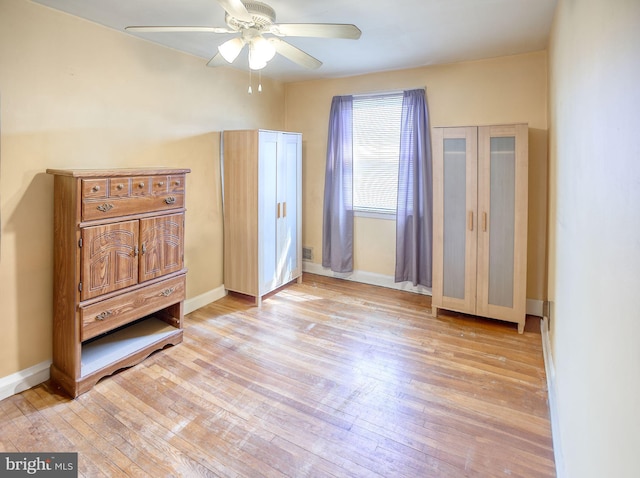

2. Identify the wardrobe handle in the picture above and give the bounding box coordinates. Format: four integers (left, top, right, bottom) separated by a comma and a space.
277, 203, 281, 218
283, 202, 287, 218
482, 212, 488, 232
468, 211, 474, 231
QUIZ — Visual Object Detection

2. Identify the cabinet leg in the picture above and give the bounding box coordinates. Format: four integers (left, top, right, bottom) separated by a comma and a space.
517, 320, 525, 334
297, 275, 303, 284
432, 306, 439, 317
255, 296, 262, 307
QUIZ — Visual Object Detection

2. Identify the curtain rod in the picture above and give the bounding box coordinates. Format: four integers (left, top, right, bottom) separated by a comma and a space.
352, 87, 425, 98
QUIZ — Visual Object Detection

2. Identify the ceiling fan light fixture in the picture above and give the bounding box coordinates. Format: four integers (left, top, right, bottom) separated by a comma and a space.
248, 36, 275, 70
218, 37, 245, 63
248, 50, 267, 70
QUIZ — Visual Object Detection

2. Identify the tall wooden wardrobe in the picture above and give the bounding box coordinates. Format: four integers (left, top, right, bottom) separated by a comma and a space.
431, 124, 528, 333
222, 130, 302, 304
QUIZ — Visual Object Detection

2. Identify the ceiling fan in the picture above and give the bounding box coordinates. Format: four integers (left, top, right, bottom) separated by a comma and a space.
125, 0, 362, 71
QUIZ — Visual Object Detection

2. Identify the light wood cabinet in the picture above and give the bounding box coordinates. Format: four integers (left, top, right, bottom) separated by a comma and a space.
223, 130, 302, 304
432, 124, 528, 333
46, 167, 190, 397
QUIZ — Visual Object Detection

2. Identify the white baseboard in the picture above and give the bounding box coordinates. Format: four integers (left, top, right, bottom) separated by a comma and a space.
185, 285, 227, 314
302, 262, 432, 296
0, 287, 226, 401
527, 298, 544, 317
0, 360, 51, 401
541, 315, 565, 478
303, 263, 544, 316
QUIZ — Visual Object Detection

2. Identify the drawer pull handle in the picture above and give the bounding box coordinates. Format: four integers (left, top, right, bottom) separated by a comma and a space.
158, 181, 165, 186
160, 287, 175, 297
134, 245, 139, 257
97, 203, 114, 213
141, 243, 147, 255
138, 182, 145, 188
95, 310, 112, 321
174, 180, 180, 186
165, 196, 176, 205
116, 183, 124, 190
92, 185, 100, 192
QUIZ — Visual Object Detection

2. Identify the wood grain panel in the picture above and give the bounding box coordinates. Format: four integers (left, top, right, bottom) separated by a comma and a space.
223, 130, 260, 296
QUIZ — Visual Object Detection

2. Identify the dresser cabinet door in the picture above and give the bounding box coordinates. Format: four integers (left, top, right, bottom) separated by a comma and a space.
139, 214, 184, 282
81, 220, 139, 301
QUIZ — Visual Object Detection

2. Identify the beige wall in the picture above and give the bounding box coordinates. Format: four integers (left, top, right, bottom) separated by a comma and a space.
285, 51, 548, 299
547, 0, 640, 476
0, 0, 285, 378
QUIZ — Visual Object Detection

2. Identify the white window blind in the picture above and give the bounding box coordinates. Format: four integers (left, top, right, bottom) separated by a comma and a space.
352, 92, 403, 214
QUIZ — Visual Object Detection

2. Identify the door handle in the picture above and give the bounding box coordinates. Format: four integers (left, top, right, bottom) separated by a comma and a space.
482, 212, 488, 232
468, 211, 473, 231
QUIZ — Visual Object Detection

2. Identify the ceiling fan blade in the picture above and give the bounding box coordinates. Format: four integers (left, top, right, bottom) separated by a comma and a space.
216, 0, 253, 22
125, 26, 234, 34
206, 52, 230, 67
270, 38, 322, 70
271, 23, 361, 39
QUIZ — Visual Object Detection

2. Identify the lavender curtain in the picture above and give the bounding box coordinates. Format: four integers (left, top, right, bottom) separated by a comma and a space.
322, 95, 354, 273
395, 89, 433, 287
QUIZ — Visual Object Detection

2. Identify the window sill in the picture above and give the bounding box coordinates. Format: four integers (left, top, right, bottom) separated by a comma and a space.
354, 209, 396, 220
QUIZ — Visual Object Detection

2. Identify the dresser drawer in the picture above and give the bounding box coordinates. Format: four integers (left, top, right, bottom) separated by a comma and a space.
82, 192, 184, 221
109, 178, 131, 197
81, 174, 186, 221
82, 179, 108, 199
168, 175, 185, 193
80, 275, 186, 341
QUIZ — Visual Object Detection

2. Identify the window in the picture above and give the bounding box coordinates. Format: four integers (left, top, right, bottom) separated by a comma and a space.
352, 92, 404, 215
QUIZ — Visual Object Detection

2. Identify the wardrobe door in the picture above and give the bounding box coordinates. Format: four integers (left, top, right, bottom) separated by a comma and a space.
476, 124, 528, 327
432, 127, 478, 315
258, 130, 280, 294
276, 132, 301, 286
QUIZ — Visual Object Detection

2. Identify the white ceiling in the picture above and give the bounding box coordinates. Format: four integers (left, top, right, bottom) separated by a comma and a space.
33, 0, 557, 82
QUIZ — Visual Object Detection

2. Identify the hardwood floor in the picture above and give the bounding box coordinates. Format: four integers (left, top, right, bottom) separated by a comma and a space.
0, 274, 555, 477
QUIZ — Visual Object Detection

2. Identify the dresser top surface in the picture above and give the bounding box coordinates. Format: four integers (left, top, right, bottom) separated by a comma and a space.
46, 167, 191, 178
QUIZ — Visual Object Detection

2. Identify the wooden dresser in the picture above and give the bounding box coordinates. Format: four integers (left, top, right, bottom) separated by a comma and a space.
46, 167, 190, 397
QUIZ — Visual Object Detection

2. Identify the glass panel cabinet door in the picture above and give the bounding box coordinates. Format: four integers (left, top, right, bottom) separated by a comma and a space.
477, 125, 528, 326
432, 127, 477, 314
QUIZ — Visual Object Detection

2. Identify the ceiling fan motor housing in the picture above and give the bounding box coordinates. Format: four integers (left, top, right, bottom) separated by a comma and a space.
226, 1, 276, 30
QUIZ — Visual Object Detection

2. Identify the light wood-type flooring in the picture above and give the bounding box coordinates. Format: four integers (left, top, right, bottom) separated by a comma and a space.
0, 273, 555, 477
